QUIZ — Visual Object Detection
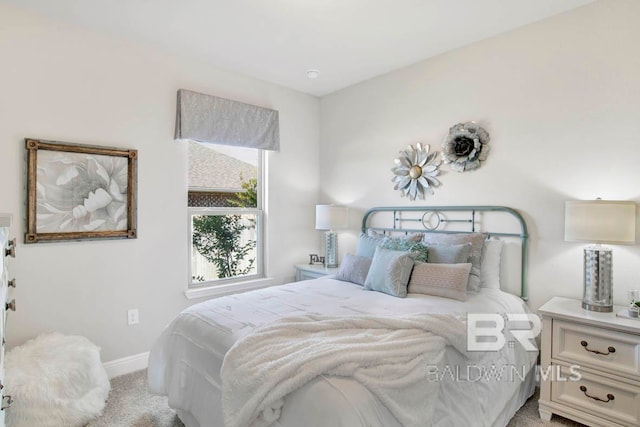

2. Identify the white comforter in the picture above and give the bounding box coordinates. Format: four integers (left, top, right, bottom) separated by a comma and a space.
148, 278, 537, 427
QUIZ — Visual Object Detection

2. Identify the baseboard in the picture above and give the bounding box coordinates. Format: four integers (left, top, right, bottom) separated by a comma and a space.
103, 351, 149, 379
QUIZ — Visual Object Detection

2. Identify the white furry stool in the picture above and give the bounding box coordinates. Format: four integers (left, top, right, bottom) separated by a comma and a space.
4, 332, 110, 427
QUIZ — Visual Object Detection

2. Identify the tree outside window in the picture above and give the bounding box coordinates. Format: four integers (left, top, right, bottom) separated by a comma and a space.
188, 142, 262, 286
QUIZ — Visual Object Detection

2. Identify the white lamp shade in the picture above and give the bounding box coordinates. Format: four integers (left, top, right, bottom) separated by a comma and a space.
565, 200, 636, 244
315, 205, 348, 230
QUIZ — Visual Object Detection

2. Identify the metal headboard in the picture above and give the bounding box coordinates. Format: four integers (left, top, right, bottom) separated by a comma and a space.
361, 206, 529, 300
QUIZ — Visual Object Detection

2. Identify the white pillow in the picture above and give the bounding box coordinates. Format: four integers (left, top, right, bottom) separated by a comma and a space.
480, 239, 503, 289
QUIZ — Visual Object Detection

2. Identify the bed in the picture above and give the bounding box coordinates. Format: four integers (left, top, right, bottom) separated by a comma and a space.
148, 206, 539, 427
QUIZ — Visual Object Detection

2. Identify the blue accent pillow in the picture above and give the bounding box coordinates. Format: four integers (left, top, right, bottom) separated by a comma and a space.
335, 254, 372, 286
363, 247, 416, 298
427, 242, 471, 264
355, 232, 383, 258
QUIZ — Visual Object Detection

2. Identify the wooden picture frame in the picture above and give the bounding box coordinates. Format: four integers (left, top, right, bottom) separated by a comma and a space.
25, 139, 138, 243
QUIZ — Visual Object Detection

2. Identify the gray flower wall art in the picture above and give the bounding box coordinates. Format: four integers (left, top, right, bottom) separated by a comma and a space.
442, 121, 490, 172
391, 143, 441, 200
25, 139, 137, 243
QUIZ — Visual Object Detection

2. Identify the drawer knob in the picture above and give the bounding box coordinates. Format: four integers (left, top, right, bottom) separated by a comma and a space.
5, 239, 15, 258
580, 340, 615, 355
579, 385, 614, 403
4, 246, 15, 259
7, 279, 15, 288
6, 299, 15, 312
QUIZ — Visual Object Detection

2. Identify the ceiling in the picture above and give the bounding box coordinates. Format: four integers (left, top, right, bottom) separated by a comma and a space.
3, 0, 595, 97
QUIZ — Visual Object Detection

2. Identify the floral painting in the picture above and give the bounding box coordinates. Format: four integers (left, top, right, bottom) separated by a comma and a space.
25, 139, 137, 243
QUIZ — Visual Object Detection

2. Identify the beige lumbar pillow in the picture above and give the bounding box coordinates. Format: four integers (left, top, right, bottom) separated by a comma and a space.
408, 262, 472, 301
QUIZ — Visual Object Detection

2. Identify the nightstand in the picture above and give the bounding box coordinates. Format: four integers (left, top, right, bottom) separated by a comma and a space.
294, 264, 339, 281
538, 297, 640, 427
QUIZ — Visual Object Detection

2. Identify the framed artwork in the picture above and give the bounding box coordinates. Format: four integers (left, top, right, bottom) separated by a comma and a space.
25, 138, 138, 243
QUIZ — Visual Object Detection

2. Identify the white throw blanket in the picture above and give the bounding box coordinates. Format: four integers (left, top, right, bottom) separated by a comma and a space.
221, 313, 472, 427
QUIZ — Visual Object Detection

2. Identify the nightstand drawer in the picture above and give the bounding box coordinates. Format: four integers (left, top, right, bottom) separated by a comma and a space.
294, 264, 339, 282
553, 320, 640, 379
551, 365, 640, 427
298, 270, 326, 281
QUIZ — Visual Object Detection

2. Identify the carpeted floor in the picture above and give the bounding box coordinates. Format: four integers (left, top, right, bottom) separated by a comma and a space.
88, 370, 586, 426
87, 370, 183, 427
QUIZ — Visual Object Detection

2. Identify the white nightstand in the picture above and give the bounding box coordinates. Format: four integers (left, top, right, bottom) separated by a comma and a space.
538, 297, 640, 427
294, 264, 339, 281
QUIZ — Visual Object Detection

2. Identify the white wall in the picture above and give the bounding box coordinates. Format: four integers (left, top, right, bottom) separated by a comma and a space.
0, 4, 320, 362
320, 0, 640, 310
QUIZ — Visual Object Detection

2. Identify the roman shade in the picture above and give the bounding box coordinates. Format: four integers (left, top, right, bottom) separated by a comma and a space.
175, 89, 280, 151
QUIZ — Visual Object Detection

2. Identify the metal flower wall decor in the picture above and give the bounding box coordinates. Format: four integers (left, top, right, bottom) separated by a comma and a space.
391, 143, 441, 200
442, 122, 490, 172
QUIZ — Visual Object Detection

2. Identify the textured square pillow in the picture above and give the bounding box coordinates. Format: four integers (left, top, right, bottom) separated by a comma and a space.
335, 253, 372, 286
408, 262, 472, 301
363, 247, 416, 297
480, 239, 503, 289
422, 233, 487, 291
356, 231, 422, 258
427, 242, 471, 264
368, 229, 422, 242
379, 237, 429, 262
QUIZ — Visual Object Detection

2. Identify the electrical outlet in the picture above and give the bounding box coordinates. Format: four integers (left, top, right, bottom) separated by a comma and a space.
127, 309, 139, 326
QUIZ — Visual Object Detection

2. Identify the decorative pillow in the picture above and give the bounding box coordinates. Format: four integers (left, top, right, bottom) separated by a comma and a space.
379, 238, 429, 262
408, 262, 472, 301
422, 232, 487, 292
427, 242, 471, 264
363, 247, 416, 298
335, 254, 372, 286
368, 229, 422, 242
355, 232, 384, 258
356, 230, 422, 258
480, 239, 503, 289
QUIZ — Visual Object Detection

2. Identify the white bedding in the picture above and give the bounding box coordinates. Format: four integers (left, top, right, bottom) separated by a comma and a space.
148, 278, 538, 427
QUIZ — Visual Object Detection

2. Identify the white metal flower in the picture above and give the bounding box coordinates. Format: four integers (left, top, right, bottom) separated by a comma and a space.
391, 143, 441, 200
442, 121, 490, 172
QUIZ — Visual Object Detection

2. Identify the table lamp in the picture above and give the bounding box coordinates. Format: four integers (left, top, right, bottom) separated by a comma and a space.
315, 205, 348, 268
564, 199, 636, 312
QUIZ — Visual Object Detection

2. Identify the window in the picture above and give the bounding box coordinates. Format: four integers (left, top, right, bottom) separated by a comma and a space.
188, 141, 263, 287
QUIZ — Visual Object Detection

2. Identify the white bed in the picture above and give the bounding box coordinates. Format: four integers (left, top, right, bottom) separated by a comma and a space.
148, 206, 538, 427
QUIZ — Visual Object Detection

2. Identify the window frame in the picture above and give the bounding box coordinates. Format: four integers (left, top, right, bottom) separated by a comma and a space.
187, 148, 265, 289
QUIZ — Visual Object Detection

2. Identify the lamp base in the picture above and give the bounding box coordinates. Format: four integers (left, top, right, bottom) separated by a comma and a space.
581, 302, 612, 312
324, 231, 338, 268
582, 246, 613, 312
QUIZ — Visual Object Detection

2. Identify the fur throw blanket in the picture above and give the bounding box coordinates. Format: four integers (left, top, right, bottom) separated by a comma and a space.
221, 313, 470, 427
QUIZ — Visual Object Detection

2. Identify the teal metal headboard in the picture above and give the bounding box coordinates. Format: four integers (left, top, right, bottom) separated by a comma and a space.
361, 206, 529, 300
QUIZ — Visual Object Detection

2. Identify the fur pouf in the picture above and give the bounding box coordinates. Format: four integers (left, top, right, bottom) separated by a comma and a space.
4, 332, 110, 427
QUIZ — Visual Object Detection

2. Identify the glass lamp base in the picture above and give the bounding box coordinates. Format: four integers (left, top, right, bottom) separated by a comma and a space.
582, 246, 613, 312
324, 231, 338, 268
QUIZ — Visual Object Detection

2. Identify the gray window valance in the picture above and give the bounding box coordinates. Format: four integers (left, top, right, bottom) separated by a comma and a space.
175, 89, 280, 151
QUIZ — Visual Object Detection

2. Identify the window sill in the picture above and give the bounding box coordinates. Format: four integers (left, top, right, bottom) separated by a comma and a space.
184, 277, 274, 300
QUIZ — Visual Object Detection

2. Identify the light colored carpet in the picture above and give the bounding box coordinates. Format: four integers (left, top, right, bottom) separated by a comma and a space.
88, 370, 586, 426
87, 370, 183, 427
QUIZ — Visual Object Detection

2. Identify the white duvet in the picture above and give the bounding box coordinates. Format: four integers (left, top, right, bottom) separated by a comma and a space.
148, 278, 537, 427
